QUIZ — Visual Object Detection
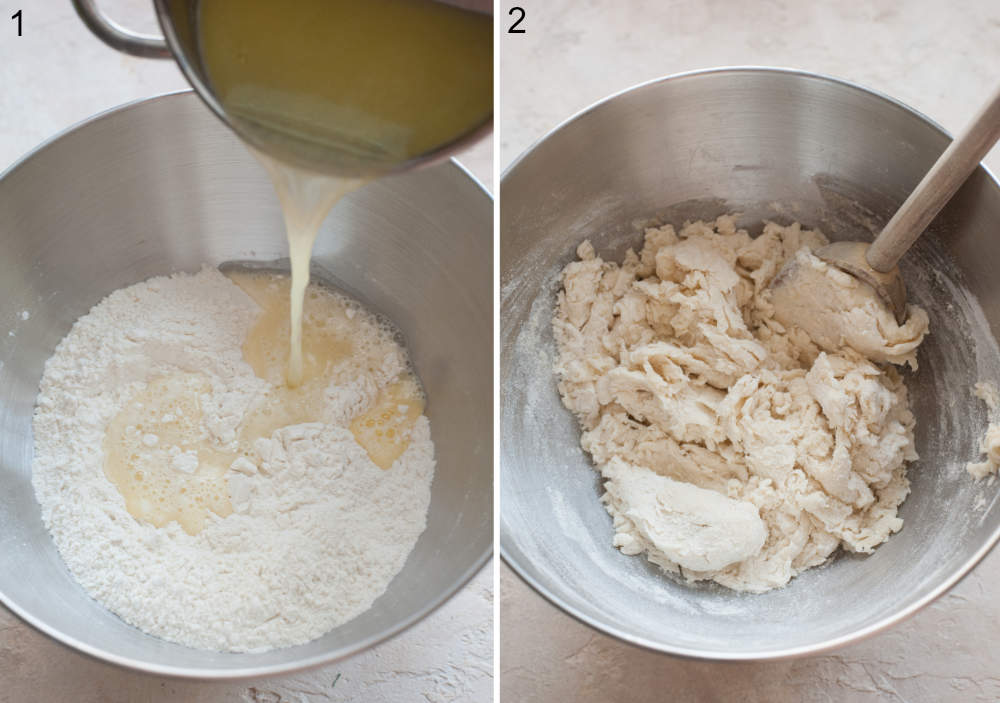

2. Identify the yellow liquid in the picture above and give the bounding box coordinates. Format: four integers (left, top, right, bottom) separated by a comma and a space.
232, 272, 426, 470
103, 273, 426, 534
231, 271, 353, 449
103, 374, 235, 535
234, 270, 354, 386
198, 0, 493, 172
105, 2, 452, 534
198, 0, 469, 394
238, 156, 364, 388
349, 376, 426, 470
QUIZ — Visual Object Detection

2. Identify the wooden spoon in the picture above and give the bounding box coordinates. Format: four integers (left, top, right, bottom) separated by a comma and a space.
775, 85, 1000, 325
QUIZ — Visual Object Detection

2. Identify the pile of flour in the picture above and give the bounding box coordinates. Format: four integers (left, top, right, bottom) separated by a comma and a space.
31, 268, 434, 652
553, 216, 929, 593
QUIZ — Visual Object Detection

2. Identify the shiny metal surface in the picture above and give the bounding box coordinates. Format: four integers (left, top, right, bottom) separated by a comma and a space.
72, 0, 493, 178
500, 67, 1000, 660
0, 92, 492, 677
72, 0, 170, 58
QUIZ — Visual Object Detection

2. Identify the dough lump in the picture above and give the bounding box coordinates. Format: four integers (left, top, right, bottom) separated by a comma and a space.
603, 458, 767, 572
967, 381, 1000, 479
770, 249, 928, 368
552, 216, 928, 593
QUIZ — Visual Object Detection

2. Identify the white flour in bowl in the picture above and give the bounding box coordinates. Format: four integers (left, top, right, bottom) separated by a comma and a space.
31, 267, 434, 652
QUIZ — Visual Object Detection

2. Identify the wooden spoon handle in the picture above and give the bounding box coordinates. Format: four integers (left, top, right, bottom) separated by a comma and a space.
867, 85, 1000, 272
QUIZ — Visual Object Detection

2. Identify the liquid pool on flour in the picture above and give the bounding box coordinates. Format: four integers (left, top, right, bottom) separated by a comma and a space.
32, 269, 435, 652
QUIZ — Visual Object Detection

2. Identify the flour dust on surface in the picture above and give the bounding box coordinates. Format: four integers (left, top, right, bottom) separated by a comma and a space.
32, 267, 435, 652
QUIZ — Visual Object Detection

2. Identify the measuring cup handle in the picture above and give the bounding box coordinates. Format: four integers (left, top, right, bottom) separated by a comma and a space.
72, 0, 170, 59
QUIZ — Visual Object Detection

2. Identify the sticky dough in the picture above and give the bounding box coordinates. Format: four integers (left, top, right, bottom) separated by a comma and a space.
967, 382, 1000, 479
552, 216, 929, 593
769, 249, 929, 368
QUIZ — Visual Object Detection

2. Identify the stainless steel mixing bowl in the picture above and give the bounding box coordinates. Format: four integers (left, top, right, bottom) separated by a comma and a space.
500, 67, 1000, 660
0, 91, 491, 677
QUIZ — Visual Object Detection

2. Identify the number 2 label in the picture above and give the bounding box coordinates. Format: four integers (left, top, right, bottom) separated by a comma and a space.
508, 6, 525, 34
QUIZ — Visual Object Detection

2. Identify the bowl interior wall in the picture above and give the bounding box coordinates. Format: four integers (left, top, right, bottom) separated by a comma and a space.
500, 69, 1000, 657
0, 92, 492, 674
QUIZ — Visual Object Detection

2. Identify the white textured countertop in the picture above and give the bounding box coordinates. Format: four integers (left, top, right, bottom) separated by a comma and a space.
0, 2, 492, 701
500, 1, 1000, 701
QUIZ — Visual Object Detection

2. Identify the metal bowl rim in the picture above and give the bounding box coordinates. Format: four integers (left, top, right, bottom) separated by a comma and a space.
499, 64, 1000, 662
0, 89, 494, 680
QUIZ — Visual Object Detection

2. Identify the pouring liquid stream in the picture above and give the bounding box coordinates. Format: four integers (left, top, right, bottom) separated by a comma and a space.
99, 0, 492, 534
198, 0, 490, 387
197, 0, 490, 390
251, 150, 365, 388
